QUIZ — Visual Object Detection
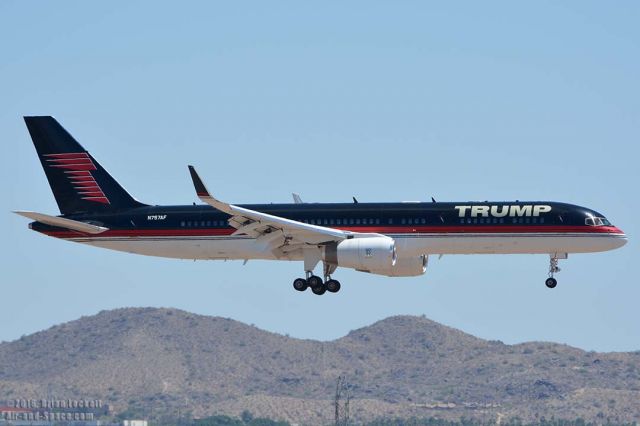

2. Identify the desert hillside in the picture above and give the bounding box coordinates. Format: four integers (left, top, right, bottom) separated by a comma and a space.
1, 308, 638, 424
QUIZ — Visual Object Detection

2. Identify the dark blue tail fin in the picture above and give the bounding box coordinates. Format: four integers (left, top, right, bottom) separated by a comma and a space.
24, 116, 147, 215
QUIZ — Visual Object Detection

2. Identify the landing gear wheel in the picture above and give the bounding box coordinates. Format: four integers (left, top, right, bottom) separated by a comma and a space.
325, 279, 341, 293
307, 275, 323, 288
293, 278, 308, 292
311, 284, 327, 295
545, 277, 557, 289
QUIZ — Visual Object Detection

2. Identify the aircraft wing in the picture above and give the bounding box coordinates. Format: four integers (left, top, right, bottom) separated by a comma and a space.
188, 166, 383, 251
14, 211, 109, 234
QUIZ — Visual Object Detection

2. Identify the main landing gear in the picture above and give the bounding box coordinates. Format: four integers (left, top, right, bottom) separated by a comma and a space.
294, 249, 341, 295
293, 260, 341, 296
293, 272, 341, 296
545, 253, 567, 289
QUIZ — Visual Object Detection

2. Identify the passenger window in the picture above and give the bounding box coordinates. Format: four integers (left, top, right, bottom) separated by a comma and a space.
329, 219, 334, 225
499, 218, 504, 224
187, 221, 192, 227
525, 218, 530, 224
408, 218, 413, 225
375, 218, 380, 225
421, 218, 426, 224
467, 218, 472, 224
349, 219, 354, 225
512, 218, 517, 224
473, 218, 478, 224
180, 221, 185, 227
355, 218, 361, 225
540, 217, 544, 224
460, 218, 465, 224
336, 219, 341, 225
388, 218, 393, 224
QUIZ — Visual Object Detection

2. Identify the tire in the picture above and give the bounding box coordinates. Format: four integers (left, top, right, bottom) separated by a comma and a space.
545, 277, 557, 289
307, 275, 323, 288
293, 278, 308, 292
326, 279, 341, 293
311, 285, 326, 295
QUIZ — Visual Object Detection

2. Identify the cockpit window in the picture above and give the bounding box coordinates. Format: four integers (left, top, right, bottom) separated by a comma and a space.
585, 216, 611, 226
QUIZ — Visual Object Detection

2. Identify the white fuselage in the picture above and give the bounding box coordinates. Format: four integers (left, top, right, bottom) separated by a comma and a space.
62, 230, 627, 261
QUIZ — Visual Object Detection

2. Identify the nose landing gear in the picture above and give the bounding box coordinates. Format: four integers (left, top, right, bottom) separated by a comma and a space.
545, 253, 567, 289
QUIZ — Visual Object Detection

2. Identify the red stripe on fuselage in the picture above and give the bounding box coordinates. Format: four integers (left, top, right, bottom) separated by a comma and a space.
39, 225, 625, 239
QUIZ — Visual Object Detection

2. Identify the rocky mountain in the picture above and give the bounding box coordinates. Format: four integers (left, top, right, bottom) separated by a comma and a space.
1, 308, 639, 424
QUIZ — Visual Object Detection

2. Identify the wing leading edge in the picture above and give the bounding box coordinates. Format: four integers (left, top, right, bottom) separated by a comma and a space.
187, 165, 391, 262
187, 166, 354, 245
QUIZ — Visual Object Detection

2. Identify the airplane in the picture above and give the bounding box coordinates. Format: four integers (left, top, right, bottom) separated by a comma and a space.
15, 116, 627, 295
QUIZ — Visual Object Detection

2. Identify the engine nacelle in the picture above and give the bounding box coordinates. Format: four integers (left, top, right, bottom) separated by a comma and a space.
324, 237, 397, 272
371, 254, 428, 277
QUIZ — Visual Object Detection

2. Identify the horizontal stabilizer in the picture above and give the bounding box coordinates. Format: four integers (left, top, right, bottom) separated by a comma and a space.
13, 211, 108, 234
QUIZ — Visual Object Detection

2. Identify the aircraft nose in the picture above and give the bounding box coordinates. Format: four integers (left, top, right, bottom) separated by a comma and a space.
610, 226, 628, 247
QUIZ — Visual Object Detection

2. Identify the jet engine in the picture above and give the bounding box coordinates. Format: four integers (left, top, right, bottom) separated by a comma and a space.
371, 254, 428, 277
323, 237, 397, 272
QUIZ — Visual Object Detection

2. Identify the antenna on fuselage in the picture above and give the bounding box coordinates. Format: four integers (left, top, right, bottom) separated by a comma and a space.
352, 196, 358, 204
431, 197, 436, 203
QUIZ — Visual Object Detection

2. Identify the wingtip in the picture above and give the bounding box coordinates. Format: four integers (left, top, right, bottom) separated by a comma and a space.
187, 165, 210, 197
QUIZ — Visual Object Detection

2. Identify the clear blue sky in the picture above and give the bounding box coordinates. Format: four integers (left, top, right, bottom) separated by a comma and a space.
1, 1, 638, 352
